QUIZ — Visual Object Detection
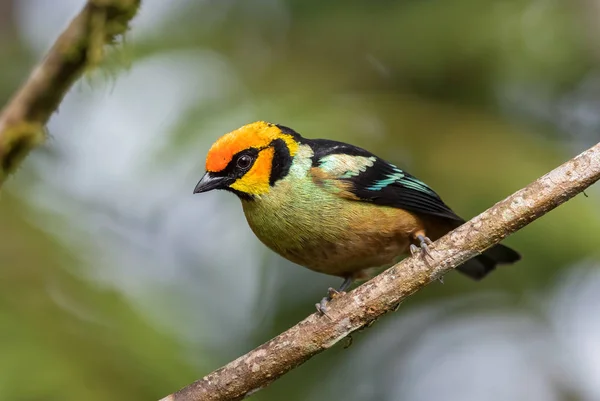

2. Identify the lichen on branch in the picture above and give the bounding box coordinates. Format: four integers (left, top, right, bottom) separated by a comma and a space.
0, 0, 140, 186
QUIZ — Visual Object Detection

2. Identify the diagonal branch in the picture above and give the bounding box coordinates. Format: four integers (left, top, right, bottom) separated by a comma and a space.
0, 0, 141, 187
161, 141, 600, 401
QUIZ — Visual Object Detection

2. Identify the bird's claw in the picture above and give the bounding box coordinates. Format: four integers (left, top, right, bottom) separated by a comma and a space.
411, 234, 434, 259
316, 288, 346, 317
316, 277, 353, 317
409, 244, 420, 256
328, 287, 345, 299
316, 298, 333, 318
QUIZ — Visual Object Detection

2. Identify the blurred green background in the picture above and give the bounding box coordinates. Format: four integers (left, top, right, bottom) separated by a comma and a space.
1, 1, 600, 400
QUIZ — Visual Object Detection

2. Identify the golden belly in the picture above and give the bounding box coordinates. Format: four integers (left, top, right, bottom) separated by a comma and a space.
241, 195, 425, 278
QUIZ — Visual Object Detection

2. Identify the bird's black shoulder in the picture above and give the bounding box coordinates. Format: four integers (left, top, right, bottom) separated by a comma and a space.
276, 124, 372, 162
306, 138, 374, 166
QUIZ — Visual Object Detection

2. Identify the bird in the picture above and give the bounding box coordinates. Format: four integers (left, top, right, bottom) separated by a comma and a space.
193, 121, 521, 313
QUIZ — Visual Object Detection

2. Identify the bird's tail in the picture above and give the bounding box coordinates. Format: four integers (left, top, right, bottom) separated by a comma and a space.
456, 243, 521, 280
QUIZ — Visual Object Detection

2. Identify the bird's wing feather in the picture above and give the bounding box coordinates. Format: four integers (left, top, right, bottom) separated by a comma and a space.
307, 139, 463, 221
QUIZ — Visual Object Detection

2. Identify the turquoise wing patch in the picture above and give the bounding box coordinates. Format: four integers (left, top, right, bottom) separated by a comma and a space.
367, 165, 436, 195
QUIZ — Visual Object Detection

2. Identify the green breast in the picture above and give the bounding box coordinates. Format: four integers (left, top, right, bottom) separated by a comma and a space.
240, 177, 406, 276
241, 179, 343, 259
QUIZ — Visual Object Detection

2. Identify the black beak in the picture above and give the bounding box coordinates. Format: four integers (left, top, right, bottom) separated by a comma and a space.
194, 172, 225, 194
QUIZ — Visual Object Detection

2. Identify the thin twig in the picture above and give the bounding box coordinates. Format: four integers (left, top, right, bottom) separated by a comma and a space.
161, 142, 600, 401
0, 0, 141, 187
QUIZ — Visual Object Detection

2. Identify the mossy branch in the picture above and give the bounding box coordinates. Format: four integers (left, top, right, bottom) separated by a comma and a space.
0, 0, 141, 186
161, 142, 600, 401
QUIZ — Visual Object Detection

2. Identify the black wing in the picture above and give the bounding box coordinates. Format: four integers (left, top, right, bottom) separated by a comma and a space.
307, 138, 463, 222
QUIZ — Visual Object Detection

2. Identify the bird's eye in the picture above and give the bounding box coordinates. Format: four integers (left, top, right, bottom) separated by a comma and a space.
236, 154, 253, 170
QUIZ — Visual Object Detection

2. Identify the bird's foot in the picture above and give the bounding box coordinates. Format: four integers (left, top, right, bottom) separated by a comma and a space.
327, 287, 345, 299
316, 298, 332, 317
316, 277, 354, 316
411, 234, 434, 258
316, 287, 346, 316
409, 244, 420, 256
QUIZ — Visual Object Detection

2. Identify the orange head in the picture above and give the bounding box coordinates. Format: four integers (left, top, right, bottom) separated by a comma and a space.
194, 121, 301, 198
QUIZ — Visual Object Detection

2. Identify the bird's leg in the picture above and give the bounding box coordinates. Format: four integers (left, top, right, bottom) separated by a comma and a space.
410, 231, 444, 283
316, 276, 354, 315
410, 231, 434, 258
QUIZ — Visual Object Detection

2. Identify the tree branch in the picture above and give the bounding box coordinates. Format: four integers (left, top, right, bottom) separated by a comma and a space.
161, 142, 600, 401
0, 0, 141, 187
